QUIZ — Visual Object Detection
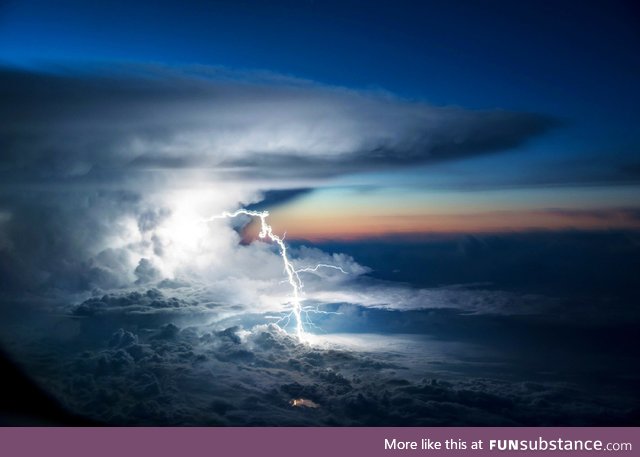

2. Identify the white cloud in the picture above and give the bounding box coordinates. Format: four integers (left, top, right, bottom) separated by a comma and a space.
0, 64, 554, 321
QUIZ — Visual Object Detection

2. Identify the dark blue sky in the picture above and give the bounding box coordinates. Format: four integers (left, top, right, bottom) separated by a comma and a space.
2, 0, 638, 123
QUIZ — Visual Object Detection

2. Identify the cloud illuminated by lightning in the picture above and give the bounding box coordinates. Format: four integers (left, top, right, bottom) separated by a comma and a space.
204, 209, 344, 342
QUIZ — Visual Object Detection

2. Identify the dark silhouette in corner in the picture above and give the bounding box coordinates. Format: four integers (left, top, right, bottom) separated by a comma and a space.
0, 348, 98, 425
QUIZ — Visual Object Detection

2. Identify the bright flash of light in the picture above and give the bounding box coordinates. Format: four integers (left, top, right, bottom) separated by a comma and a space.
290, 398, 320, 408
204, 209, 345, 342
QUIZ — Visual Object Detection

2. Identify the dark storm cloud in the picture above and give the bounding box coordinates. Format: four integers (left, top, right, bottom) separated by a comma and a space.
1, 281, 636, 426
70, 289, 221, 331
0, 65, 556, 183
8, 317, 638, 426
72, 289, 196, 317
245, 188, 313, 212
0, 190, 146, 293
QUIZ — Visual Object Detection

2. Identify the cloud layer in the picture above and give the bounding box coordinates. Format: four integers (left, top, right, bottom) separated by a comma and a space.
0, 65, 555, 183
5, 312, 636, 426
0, 64, 555, 315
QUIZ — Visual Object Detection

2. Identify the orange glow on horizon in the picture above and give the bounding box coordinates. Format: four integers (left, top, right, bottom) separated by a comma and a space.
241, 208, 640, 241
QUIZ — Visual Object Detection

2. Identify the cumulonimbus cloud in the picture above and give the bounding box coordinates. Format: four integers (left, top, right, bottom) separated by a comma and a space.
0, 63, 555, 301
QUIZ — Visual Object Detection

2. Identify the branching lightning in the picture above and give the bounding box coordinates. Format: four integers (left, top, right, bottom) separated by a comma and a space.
204, 209, 344, 342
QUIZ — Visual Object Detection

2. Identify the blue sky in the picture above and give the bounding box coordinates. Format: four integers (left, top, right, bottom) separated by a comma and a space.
2, 1, 637, 120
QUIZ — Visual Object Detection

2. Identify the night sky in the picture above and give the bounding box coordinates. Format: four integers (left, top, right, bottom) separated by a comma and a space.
0, 0, 639, 425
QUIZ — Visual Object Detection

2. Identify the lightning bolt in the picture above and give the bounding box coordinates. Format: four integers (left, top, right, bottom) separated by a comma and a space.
204, 209, 344, 342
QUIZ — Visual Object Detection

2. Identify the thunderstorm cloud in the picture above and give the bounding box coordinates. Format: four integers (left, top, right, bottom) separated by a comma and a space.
2, 64, 637, 426
0, 63, 555, 304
